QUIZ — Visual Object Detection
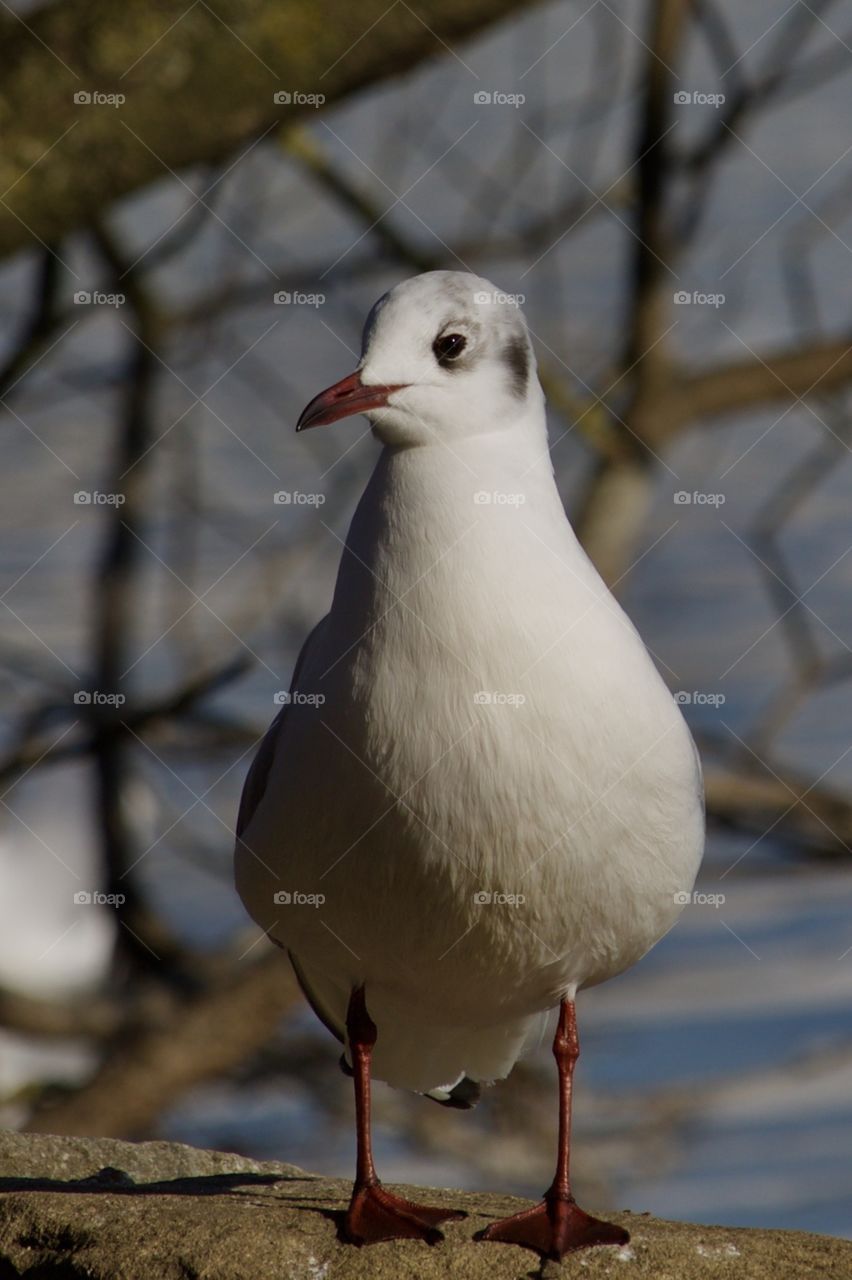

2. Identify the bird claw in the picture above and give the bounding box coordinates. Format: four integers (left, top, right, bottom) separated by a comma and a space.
479, 1193, 629, 1259
344, 1181, 466, 1245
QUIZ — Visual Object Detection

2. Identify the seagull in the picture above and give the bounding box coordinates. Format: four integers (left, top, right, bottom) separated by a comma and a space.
234, 271, 705, 1260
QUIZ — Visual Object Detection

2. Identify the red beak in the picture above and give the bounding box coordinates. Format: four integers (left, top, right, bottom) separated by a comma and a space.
296, 370, 408, 432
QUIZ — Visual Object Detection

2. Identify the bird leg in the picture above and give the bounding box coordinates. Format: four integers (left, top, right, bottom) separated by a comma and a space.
343, 984, 465, 1245
479, 998, 629, 1259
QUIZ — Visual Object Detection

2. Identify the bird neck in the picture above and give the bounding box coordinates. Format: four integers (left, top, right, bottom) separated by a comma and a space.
336, 406, 578, 594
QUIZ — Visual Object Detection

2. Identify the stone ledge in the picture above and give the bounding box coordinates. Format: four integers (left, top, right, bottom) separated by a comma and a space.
0, 1132, 847, 1278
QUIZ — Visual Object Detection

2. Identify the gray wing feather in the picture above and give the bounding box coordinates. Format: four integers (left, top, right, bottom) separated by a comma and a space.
235, 616, 327, 841
234, 617, 347, 1046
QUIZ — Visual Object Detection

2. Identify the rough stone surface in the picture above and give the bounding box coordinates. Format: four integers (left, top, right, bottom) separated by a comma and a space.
0, 1131, 848, 1278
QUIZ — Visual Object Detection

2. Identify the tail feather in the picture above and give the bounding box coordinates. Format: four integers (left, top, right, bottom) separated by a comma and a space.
426, 1075, 483, 1109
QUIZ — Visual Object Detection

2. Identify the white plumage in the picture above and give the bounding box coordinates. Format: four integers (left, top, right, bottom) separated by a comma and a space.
235, 270, 704, 1104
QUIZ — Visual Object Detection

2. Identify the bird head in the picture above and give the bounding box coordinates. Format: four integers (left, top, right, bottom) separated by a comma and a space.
296, 271, 541, 446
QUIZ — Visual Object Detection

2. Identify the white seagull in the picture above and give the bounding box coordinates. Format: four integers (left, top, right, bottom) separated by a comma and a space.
235, 271, 704, 1259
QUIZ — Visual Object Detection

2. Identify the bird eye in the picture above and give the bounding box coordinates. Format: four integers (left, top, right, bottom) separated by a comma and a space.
433, 333, 467, 366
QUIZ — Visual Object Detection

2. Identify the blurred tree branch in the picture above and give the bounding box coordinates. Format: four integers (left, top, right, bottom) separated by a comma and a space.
0, 653, 252, 788
0, 250, 62, 399
684, 0, 850, 177
0, 0, 537, 259
25, 949, 298, 1138
84, 217, 186, 978
657, 337, 852, 439
569, 0, 852, 581
703, 757, 852, 860
0, 987, 121, 1040
573, 0, 686, 580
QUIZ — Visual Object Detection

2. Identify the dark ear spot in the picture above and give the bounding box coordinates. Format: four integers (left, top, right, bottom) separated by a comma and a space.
503, 336, 529, 398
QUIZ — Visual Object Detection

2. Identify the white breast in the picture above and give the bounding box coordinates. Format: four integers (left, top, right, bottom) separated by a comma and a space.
236, 430, 704, 1092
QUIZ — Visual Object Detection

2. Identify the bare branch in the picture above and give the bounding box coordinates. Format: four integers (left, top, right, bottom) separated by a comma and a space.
704, 758, 852, 859
0, 250, 62, 400
26, 949, 298, 1138
0, 988, 121, 1040
0, 653, 252, 788
660, 333, 852, 438
0, 0, 540, 261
